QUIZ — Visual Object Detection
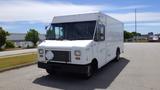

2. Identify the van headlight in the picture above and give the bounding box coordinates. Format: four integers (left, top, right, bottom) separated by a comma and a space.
74, 50, 81, 56
39, 49, 44, 54
45, 50, 54, 60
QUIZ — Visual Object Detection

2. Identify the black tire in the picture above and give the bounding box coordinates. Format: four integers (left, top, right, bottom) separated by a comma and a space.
83, 65, 93, 79
46, 69, 55, 75
114, 49, 120, 62
84, 62, 97, 79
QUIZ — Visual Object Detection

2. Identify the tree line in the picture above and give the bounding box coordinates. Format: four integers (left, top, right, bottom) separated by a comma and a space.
124, 30, 141, 41
0, 27, 39, 50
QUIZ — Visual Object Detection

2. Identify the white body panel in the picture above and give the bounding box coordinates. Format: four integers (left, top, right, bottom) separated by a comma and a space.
38, 12, 124, 69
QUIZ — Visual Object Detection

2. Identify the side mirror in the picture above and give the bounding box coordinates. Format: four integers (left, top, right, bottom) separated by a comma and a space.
45, 24, 52, 30
45, 26, 49, 30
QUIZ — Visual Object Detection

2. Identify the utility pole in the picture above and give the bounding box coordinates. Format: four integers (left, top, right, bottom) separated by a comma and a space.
135, 9, 137, 41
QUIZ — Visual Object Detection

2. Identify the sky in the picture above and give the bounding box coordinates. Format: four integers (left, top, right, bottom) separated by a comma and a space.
0, 0, 160, 34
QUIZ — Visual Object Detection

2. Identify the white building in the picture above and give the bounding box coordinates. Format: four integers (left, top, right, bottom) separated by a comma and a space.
7, 33, 46, 48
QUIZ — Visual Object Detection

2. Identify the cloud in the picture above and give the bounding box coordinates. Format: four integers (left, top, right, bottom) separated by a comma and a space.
104, 5, 149, 11
0, 0, 158, 24
0, 1, 103, 23
126, 22, 160, 26
119, 5, 149, 10
107, 12, 160, 23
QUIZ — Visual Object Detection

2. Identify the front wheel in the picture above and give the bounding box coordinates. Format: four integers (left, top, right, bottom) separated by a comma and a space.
46, 69, 55, 75
84, 62, 97, 79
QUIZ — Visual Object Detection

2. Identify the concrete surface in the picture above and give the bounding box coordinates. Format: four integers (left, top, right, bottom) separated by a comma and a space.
0, 49, 37, 57
0, 43, 160, 90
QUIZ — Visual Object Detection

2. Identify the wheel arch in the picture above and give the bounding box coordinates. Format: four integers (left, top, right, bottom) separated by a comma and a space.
117, 47, 120, 54
91, 58, 98, 69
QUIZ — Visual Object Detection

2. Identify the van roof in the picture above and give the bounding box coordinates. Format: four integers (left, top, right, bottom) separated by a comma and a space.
52, 12, 123, 24
52, 12, 102, 23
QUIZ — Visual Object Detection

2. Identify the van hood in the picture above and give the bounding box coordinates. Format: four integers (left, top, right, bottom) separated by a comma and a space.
38, 40, 93, 48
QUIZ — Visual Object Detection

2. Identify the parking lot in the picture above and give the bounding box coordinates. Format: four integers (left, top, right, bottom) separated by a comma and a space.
0, 43, 160, 90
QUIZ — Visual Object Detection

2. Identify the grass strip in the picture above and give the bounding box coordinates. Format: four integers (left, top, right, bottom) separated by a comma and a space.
0, 53, 37, 70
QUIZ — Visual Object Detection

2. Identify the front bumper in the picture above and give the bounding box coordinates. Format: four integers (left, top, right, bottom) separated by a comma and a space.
38, 62, 90, 74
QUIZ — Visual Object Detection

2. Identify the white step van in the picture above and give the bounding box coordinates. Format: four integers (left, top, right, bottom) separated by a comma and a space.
38, 12, 124, 78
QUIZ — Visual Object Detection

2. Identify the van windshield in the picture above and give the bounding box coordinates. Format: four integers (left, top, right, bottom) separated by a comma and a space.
46, 21, 96, 40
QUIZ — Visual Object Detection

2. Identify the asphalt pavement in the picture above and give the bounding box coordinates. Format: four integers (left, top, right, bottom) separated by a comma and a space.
0, 43, 160, 90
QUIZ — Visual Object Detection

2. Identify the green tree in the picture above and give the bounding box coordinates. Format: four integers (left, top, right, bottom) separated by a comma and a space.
124, 30, 133, 40
131, 32, 141, 36
25, 29, 39, 47
0, 27, 9, 49
5, 41, 15, 48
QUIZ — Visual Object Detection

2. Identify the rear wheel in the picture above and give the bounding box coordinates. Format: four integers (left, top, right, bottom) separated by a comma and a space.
114, 49, 120, 62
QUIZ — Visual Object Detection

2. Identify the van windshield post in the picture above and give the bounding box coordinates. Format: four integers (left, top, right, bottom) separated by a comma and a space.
46, 21, 96, 40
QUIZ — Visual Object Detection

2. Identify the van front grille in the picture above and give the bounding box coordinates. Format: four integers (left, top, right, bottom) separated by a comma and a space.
45, 50, 71, 62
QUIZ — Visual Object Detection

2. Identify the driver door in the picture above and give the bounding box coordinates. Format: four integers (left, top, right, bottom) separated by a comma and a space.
93, 24, 106, 66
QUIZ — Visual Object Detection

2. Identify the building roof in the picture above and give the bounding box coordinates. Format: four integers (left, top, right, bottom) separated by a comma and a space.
7, 33, 46, 41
